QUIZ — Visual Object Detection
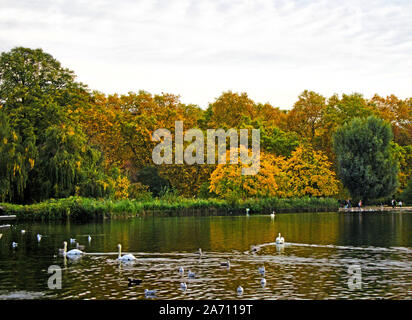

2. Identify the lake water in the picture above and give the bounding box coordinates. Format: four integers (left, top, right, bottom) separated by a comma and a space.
0, 212, 411, 300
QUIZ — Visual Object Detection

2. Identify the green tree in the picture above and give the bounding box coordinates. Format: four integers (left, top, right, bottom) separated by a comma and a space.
0, 47, 109, 203
333, 116, 399, 202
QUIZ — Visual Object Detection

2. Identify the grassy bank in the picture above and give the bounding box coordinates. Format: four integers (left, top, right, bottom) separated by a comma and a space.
0, 196, 340, 221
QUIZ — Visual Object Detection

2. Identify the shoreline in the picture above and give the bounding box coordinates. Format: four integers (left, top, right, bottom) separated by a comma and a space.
338, 206, 412, 213
0, 196, 339, 222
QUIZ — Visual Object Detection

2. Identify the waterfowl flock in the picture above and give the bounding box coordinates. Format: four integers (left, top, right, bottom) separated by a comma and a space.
1, 226, 286, 299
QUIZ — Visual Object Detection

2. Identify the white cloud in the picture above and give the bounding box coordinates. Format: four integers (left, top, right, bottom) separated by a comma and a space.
0, 0, 411, 108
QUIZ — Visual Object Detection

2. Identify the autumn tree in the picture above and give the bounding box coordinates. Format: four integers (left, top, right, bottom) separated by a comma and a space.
286, 90, 326, 145
209, 150, 287, 200
282, 145, 339, 197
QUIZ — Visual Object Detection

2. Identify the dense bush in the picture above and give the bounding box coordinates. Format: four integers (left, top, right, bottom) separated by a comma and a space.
0, 196, 340, 221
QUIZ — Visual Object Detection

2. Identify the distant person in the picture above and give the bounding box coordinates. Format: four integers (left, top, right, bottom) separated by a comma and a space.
358, 200, 362, 208
391, 199, 396, 208
398, 201, 402, 207
347, 199, 351, 208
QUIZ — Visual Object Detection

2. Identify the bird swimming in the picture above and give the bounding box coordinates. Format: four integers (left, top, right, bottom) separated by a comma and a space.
276, 233, 285, 244
128, 278, 142, 285
144, 289, 157, 296
237, 286, 244, 294
258, 266, 265, 275
261, 278, 266, 287
117, 244, 137, 261
59, 241, 84, 258
220, 260, 230, 268
188, 270, 196, 278
270, 211, 275, 218
180, 282, 187, 291
197, 248, 203, 256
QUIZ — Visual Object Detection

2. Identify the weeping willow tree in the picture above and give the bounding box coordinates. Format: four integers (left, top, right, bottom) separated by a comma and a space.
0, 47, 113, 203
0, 110, 36, 202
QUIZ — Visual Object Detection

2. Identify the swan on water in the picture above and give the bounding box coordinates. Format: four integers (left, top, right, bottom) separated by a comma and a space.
37, 234, 42, 242
180, 282, 187, 291
237, 286, 244, 295
188, 270, 196, 278
270, 211, 275, 218
220, 260, 230, 268
66, 242, 84, 257
276, 233, 285, 244
60, 241, 84, 257
197, 248, 203, 256
258, 266, 265, 275
117, 244, 136, 261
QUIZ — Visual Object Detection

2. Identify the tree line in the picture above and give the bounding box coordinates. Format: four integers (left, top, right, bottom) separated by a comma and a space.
0, 47, 411, 204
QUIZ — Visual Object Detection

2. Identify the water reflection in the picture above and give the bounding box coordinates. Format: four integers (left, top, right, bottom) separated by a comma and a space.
0, 212, 411, 299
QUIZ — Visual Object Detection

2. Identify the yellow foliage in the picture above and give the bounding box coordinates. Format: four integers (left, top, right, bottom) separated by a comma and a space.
112, 175, 130, 200
209, 145, 339, 199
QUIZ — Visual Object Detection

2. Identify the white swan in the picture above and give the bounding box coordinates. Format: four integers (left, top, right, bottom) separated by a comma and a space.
197, 248, 203, 256
261, 278, 266, 287
270, 211, 275, 218
180, 282, 187, 291
64, 241, 84, 257
237, 286, 244, 294
117, 244, 136, 261
276, 233, 285, 244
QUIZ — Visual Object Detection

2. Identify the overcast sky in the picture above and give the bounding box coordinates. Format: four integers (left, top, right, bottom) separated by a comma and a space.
1, 0, 411, 109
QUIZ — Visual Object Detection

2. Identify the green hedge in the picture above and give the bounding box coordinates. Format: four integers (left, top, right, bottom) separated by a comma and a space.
0, 196, 339, 221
